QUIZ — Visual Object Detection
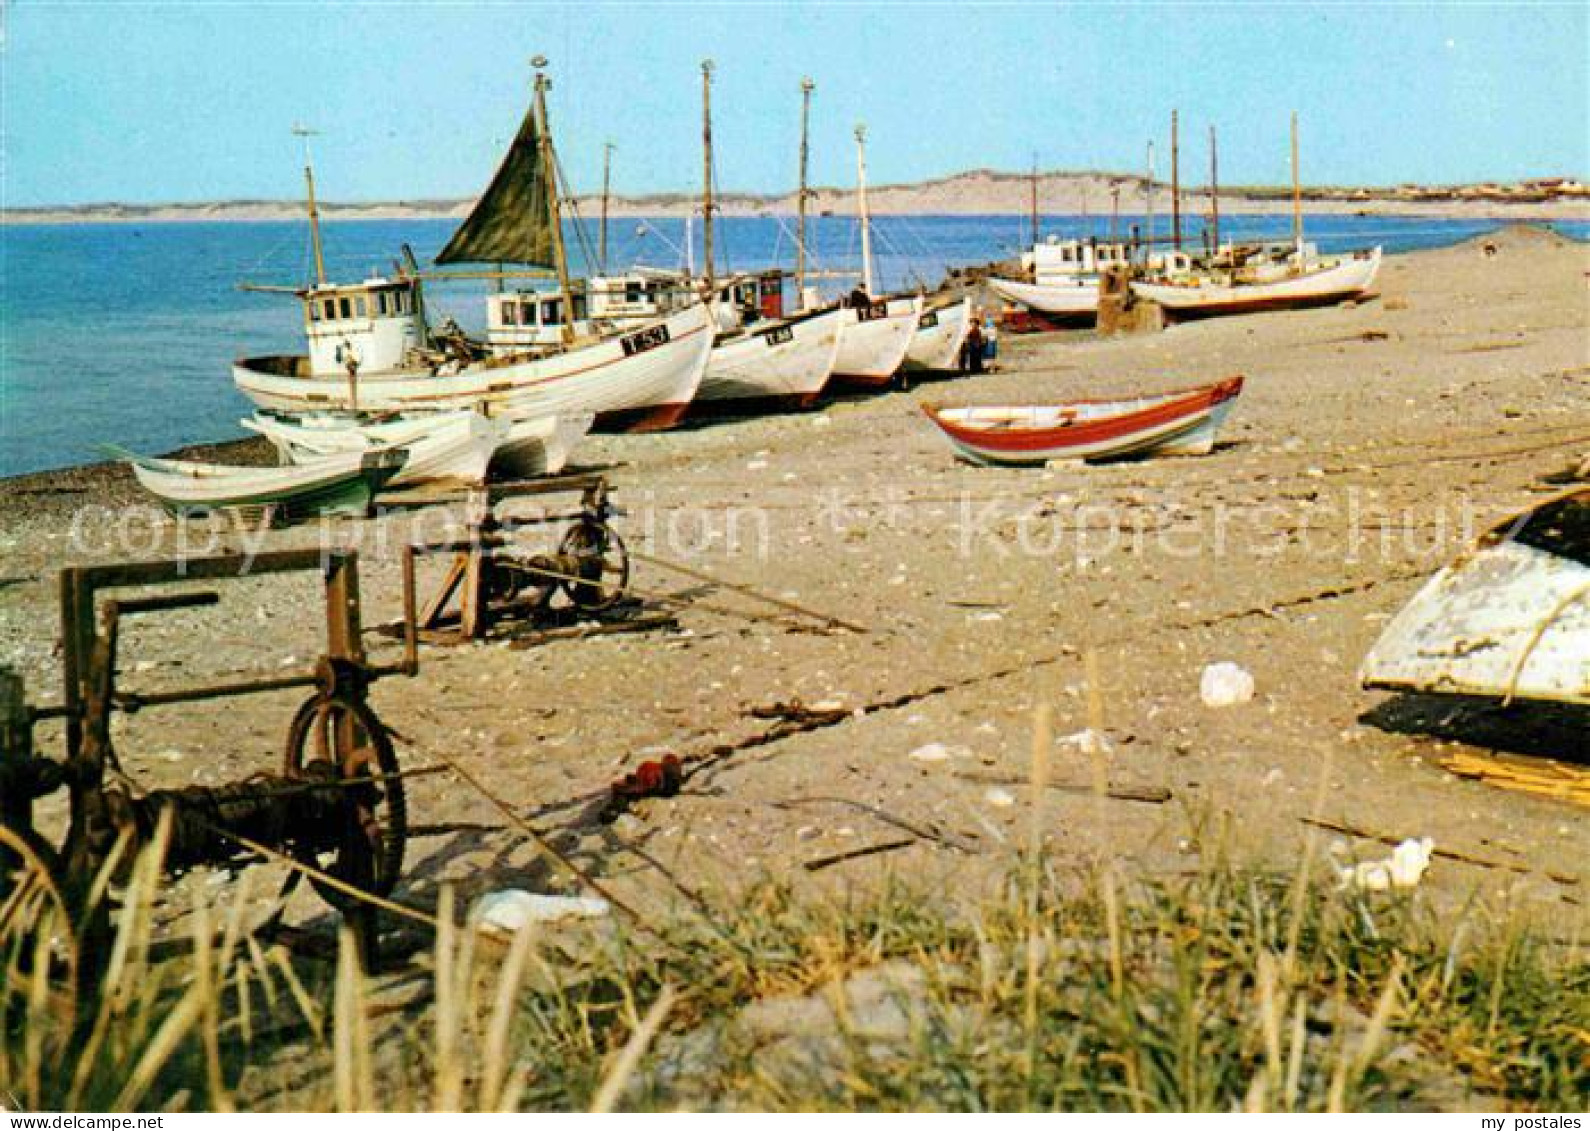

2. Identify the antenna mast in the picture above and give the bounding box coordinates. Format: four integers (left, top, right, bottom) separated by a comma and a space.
292, 123, 327, 286
796, 77, 814, 303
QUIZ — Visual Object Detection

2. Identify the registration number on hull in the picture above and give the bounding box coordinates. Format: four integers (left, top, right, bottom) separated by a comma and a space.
854, 301, 889, 322
917, 311, 939, 329
621, 325, 672, 356
760, 325, 794, 346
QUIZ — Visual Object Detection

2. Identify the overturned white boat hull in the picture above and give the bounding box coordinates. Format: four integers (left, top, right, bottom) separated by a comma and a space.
492, 412, 595, 478
1360, 490, 1589, 707
233, 303, 714, 432
831, 295, 923, 387
904, 296, 973, 372
696, 306, 844, 408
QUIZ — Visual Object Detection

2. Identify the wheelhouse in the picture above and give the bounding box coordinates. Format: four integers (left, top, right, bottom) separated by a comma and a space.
301, 276, 425, 377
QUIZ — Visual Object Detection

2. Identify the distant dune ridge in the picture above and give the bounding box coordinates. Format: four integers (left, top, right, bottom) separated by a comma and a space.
5, 168, 1587, 224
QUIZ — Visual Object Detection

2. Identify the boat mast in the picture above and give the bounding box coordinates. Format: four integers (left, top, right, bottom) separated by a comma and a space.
1209, 125, 1220, 253
855, 123, 873, 295
292, 123, 327, 286
1170, 109, 1181, 251
600, 141, 615, 273
796, 77, 814, 302
1029, 153, 1039, 247
1144, 140, 1155, 262
1290, 110, 1303, 254
700, 59, 716, 295
532, 56, 575, 346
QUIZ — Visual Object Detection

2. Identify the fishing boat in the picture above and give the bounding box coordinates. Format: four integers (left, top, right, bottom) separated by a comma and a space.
1130, 246, 1382, 317
676, 62, 844, 412
921, 376, 1245, 467
242, 409, 594, 485
904, 295, 973, 372
697, 306, 845, 410
988, 240, 1139, 323
113, 446, 406, 519
828, 125, 923, 389
1130, 115, 1380, 319
232, 61, 711, 432
1360, 489, 1588, 707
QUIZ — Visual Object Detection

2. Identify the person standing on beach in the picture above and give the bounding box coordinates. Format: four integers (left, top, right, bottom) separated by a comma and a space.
961, 318, 985, 375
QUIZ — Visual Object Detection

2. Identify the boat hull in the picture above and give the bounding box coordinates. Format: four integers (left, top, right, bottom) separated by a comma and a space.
988, 276, 1099, 319
233, 304, 713, 433
125, 449, 404, 519
830, 296, 923, 388
694, 306, 844, 410
922, 376, 1244, 467
1360, 490, 1589, 707
492, 412, 595, 478
904, 296, 973, 372
1131, 248, 1382, 317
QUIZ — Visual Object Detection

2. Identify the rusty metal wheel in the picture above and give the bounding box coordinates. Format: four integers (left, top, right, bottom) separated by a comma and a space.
281, 693, 406, 912
557, 519, 630, 611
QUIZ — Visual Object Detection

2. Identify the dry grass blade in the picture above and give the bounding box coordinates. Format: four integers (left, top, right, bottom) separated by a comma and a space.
588, 985, 677, 1113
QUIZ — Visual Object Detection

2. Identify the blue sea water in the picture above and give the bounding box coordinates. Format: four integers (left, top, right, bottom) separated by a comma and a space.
2, 212, 1585, 477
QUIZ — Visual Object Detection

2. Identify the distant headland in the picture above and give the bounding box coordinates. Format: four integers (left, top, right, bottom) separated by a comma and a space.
4, 168, 1587, 225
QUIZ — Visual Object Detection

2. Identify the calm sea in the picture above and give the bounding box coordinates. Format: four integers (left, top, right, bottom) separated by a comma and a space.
2, 212, 1585, 477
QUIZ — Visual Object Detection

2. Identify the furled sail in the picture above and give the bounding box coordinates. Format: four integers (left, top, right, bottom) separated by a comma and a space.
435, 104, 555, 267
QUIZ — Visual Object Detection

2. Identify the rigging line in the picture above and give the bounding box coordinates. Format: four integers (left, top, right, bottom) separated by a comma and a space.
869, 219, 929, 292
554, 152, 601, 277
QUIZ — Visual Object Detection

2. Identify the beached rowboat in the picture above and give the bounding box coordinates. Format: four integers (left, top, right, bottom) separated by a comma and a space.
1360, 489, 1589, 707
921, 376, 1244, 466
114, 446, 406, 519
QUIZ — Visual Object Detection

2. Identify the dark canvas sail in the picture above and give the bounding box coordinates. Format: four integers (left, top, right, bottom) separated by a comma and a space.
435, 104, 555, 267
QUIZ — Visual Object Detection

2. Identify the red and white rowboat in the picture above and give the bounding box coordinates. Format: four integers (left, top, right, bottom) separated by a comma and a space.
922, 376, 1244, 467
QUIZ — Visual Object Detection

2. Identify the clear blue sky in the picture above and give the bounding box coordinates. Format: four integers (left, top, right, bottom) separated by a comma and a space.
4, 1, 1586, 207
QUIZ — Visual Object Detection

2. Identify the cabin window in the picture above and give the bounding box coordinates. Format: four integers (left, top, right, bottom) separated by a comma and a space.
500, 301, 517, 326
625, 282, 644, 303
519, 301, 537, 326
354, 295, 367, 319
338, 297, 352, 320
572, 295, 588, 321
375, 291, 389, 317
308, 302, 320, 322
322, 298, 337, 321
543, 299, 563, 326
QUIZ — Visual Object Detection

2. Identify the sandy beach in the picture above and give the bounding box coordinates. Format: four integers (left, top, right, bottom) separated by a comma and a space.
3, 222, 1585, 948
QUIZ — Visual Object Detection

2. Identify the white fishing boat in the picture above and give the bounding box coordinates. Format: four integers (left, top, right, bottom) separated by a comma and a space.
696, 306, 845, 410
113, 446, 405, 519
233, 62, 711, 432
1360, 489, 1589, 708
988, 239, 1137, 321
1131, 246, 1382, 317
904, 295, 973, 372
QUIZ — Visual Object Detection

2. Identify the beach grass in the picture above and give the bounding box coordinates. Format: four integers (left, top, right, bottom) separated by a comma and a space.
3, 819, 1584, 1112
